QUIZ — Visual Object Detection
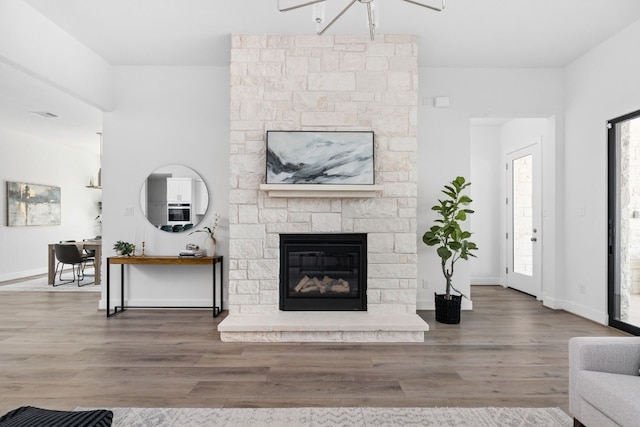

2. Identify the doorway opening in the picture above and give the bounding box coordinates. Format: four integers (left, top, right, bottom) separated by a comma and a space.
470, 117, 550, 300
608, 109, 640, 335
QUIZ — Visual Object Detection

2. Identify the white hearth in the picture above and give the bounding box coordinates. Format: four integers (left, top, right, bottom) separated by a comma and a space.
218, 312, 428, 343
220, 34, 427, 342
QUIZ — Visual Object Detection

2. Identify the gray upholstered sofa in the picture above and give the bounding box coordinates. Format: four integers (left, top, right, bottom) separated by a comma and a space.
569, 336, 640, 427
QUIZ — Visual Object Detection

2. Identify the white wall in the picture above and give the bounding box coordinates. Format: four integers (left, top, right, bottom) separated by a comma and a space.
563, 18, 640, 323
0, 128, 101, 281
417, 67, 564, 310
101, 66, 230, 309
469, 124, 501, 284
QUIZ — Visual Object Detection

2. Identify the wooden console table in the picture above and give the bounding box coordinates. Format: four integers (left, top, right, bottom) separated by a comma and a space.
106, 255, 223, 318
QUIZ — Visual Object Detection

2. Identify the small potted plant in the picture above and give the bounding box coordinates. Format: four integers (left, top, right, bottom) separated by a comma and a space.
422, 176, 478, 324
113, 240, 134, 257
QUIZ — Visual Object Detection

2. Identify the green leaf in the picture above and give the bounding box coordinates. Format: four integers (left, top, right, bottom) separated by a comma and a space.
437, 246, 452, 260
442, 189, 456, 199
459, 195, 472, 205
460, 231, 472, 239
455, 211, 467, 221
449, 241, 462, 250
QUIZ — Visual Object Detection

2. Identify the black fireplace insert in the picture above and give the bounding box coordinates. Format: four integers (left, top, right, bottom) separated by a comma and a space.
279, 233, 367, 311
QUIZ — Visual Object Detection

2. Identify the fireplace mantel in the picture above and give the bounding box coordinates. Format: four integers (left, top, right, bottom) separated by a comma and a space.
259, 184, 383, 198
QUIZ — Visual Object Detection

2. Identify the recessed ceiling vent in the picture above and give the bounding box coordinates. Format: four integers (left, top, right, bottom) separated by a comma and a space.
30, 111, 59, 118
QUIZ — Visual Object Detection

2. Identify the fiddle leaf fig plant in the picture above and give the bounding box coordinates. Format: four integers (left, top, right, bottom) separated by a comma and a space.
422, 176, 478, 300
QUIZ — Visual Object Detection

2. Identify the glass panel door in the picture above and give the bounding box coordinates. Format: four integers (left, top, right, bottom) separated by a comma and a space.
506, 141, 541, 297
512, 155, 534, 276
609, 109, 640, 334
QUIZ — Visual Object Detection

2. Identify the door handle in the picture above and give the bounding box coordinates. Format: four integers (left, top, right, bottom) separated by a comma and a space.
531, 237, 537, 242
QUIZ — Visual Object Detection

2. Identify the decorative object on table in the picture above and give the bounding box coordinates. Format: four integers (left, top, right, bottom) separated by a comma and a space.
113, 240, 134, 257
266, 131, 374, 185
6, 181, 61, 226
422, 176, 478, 324
179, 243, 204, 258
189, 212, 219, 256
140, 241, 146, 257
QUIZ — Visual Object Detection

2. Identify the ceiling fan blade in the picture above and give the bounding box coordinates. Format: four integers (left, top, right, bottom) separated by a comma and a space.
366, 2, 375, 40
401, 0, 445, 12
318, 0, 358, 35
278, 0, 327, 13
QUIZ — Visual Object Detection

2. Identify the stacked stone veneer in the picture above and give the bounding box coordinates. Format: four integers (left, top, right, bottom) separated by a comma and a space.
227, 34, 418, 319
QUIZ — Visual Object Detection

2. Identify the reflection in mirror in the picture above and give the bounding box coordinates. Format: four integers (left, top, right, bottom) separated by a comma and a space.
140, 165, 209, 233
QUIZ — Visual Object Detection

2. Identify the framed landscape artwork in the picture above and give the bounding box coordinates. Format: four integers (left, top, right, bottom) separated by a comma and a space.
266, 131, 375, 185
6, 181, 61, 226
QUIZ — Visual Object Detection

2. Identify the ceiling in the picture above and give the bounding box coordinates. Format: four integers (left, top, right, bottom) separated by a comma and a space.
2, 0, 640, 150
21, 0, 640, 68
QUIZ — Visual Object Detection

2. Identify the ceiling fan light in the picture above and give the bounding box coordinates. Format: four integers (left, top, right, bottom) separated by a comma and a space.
279, 0, 445, 40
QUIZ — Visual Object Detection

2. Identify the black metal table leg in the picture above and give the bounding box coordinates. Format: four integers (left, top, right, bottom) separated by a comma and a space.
106, 257, 111, 317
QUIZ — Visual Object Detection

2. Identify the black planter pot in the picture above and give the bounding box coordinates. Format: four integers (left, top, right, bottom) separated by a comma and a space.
434, 293, 462, 324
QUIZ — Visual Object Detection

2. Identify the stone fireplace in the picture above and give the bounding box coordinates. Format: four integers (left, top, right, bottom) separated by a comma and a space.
218, 33, 429, 342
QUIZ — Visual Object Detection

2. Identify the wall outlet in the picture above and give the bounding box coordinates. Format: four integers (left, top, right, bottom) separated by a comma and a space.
124, 207, 134, 216
422, 279, 429, 289
579, 283, 586, 294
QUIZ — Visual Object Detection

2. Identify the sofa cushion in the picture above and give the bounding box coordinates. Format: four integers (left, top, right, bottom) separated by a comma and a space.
577, 371, 640, 427
0, 406, 112, 427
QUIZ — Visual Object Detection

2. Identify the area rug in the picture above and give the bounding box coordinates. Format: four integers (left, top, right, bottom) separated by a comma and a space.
0, 272, 101, 292
76, 407, 572, 427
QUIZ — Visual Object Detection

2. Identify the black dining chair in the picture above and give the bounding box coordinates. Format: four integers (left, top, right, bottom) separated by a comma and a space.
82, 239, 97, 271
53, 244, 92, 287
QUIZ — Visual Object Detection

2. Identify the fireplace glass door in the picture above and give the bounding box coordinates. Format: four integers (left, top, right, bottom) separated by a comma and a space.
280, 234, 367, 311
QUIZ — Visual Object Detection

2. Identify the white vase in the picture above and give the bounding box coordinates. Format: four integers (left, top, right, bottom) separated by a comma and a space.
204, 235, 216, 257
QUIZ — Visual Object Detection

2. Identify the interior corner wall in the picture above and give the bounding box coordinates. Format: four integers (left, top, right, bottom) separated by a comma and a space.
416, 67, 564, 310
563, 18, 640, 324
0, 128, 100, 281
100, 65, 230, 310
469, 125, 501, 285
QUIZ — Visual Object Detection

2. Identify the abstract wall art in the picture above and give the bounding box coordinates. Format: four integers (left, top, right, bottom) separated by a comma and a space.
266, 131, 374, 185
6, 181, 61, 226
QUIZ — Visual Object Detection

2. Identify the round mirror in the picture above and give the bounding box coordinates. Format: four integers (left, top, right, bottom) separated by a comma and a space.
140, 165, 209, 233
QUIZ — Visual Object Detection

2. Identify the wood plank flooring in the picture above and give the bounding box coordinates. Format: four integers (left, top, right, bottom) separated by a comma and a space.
0, 285, 627, 414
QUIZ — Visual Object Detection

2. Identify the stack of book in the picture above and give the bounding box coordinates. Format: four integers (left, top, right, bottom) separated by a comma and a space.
179, 249, 205, 257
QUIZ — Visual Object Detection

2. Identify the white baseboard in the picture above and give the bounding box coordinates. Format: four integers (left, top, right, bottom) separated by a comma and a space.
0, 268, 47, 282
542, 296, 561, 310
471, 277, 501, 285
561, 300, 608, 325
